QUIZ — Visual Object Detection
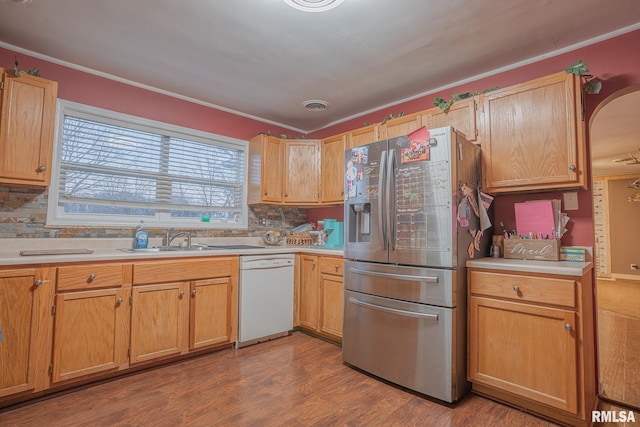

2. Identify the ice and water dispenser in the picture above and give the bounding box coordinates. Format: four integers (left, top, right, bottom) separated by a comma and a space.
345, 202, 371, 244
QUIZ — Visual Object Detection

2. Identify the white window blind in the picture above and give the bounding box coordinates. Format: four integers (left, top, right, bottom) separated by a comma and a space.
48, 101, 248, 228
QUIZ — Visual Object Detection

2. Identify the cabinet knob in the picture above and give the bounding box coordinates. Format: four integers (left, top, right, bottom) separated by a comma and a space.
284, 193, 288, 197
88, 274, 96, 281
179, 291, 185, 298
116, 298, 123, 304
569, 164, 576, 171
565, 323, 573, 331
34, 279, 43, 287
192, 290, 197, 297
312, 261, 316, 268
513, 285, 520, 292
335, 264, 339, 272
264, 191, 268, 196
340, 190, 344, 196
37, 165, 46, 172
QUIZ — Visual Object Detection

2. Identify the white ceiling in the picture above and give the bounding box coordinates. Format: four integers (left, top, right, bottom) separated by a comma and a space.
0, 0, 639, 135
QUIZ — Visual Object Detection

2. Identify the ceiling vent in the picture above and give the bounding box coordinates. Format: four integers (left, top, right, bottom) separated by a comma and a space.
283, 0, 344, 13
303, 100, 329, 111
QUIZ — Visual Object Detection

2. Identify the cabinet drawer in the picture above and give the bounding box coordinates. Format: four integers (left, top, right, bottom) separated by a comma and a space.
319, 257, 344, 276
133, 256, 237, 285
469, 270, 576, 308
57, 264, 129, 291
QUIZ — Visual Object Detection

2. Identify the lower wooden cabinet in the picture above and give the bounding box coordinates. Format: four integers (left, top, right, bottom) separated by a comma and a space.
130, 257, 238, 364
189, 278, 233, 349
130, 282, 190, 364
467, 266, 596, 427
0, 267, 53, 398
52, 263, 131, 383
52, 287, 131, 382
298, 255, 344, 342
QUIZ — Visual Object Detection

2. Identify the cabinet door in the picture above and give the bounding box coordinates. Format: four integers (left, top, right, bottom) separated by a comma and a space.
321, 134, 345, 204
130, 282, 189, 364
51, 288, 130, 383
0, 268, 51, 398
248, 134, 283, 204
382, 112, 422, 139
481, 72, 585, 193
190, 278, 232, 350
284, 140, 320, 204
0, 70, 58, 186
424, 97, 479, 142
299, 255, 319, 330
347, 125, 382, 148
319, 274, 343, 339
468, 296, 578, 413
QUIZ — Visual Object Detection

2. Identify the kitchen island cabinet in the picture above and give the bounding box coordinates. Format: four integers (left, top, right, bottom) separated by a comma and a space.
0, 267, 53, 399
480, 71, 586, 194
467, 260, 596, 426
51, 263, 131, 383
0, 68, 58, 186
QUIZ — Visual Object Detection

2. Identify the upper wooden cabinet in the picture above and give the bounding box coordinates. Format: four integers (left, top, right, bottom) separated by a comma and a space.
0, 69, 58, 186
283, 139, 320, 204
248, 134, 284, 204
380, 111, 423, 139
347, 124, 382, 148
423, 97, 480, 143
320, 133, 346, 204
480, 72, 586, 194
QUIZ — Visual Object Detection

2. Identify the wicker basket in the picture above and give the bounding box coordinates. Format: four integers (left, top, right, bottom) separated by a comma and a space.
286, 232, 315, 246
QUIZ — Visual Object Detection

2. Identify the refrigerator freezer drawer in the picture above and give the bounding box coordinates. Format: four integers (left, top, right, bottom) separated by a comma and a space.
344, 260, 458, 307
343, 290, 467, 403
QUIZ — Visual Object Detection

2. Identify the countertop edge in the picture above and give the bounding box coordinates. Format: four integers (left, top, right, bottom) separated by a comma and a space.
0, 246, 344, 267
466, 257, 593, 277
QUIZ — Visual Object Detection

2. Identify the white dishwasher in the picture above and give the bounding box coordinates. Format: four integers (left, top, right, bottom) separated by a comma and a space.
237, 254, 295, 348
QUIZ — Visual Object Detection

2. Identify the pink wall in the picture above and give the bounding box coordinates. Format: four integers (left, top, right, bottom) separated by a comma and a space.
309, 30, 640, 248
0, 47, 295, 141
2, 29, 640, 246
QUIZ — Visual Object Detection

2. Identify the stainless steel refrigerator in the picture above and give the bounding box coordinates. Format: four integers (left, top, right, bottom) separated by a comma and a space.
342, 126, 488, 403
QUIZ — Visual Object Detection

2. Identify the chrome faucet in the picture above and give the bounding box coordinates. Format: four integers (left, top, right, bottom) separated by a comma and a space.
165, 228, 192, 248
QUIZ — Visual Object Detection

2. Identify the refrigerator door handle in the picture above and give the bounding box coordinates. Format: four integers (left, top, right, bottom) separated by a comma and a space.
387, 147, 396, 251
348, 297, 439, 321
379, 150, 388, 250
350, 267, 439, 283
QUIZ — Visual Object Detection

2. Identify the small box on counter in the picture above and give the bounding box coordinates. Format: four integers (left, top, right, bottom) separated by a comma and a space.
503, 238, 560, 261
560, 246, 587, 262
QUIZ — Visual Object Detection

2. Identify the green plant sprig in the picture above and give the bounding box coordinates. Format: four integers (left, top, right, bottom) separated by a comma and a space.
13, 56, 40, 77
565, 60, 602, 94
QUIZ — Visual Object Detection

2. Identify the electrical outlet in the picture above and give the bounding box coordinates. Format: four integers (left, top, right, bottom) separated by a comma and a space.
631, 264, 639, 270
259, 217, 267, 226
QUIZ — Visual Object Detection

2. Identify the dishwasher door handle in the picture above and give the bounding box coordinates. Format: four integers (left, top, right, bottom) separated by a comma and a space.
348, 297, 439, 321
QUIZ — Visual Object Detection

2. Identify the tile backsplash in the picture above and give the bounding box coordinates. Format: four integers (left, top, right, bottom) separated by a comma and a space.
0, 186, 306, 239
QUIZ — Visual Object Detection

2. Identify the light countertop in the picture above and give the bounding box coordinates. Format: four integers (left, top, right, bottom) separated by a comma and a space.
0, 238, 343, 266
466, 257, 593, 277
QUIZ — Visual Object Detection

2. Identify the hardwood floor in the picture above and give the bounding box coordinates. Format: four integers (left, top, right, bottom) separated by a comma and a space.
0, 332, 562, 427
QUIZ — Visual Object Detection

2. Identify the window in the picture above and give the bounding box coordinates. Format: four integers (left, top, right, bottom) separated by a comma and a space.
48, 100, 248, 228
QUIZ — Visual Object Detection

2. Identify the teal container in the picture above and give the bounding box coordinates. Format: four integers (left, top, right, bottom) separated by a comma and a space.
324, 219, 344, 248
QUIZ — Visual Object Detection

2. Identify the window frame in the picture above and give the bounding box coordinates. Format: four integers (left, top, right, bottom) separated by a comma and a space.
47, 100, 249, 229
